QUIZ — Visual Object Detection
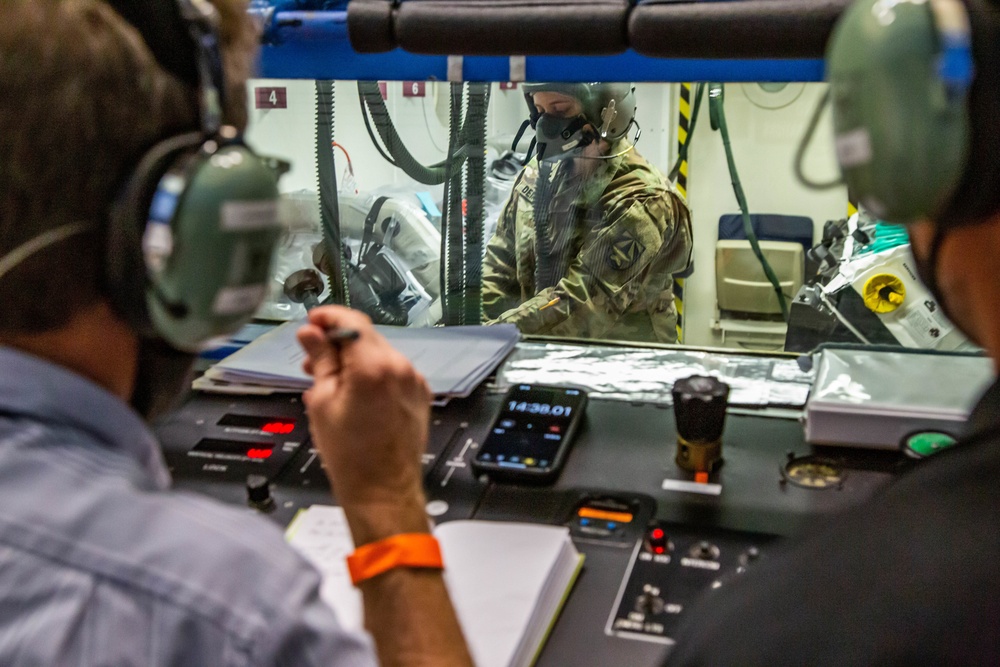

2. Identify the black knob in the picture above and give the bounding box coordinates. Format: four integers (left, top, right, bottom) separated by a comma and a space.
634, 585, 665, 616
672, 375, 730, 443
246, 474, 275, 512
689, 541, 720, 561
635, 592, 665, 616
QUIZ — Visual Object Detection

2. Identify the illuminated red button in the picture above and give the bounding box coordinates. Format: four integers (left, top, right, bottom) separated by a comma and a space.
261, 421, 294, 435
647, 527, 670, 555
247, 448, 273, 460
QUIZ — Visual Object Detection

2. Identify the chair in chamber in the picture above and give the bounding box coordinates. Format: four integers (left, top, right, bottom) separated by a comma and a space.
713, 214, 812, 349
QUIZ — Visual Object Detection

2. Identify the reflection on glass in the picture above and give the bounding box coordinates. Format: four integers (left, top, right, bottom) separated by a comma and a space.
244, 79, 973, 355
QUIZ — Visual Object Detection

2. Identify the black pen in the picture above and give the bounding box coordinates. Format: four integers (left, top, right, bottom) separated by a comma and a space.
325, 328, 360, 346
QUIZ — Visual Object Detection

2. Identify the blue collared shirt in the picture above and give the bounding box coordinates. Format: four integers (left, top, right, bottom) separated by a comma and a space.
0, 345, 377, 666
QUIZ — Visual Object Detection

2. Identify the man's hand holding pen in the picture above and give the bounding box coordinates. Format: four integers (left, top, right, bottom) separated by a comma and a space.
296, 306, 433, 546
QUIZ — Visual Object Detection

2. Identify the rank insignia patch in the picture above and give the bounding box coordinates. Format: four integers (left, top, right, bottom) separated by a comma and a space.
607, 232, 645, 271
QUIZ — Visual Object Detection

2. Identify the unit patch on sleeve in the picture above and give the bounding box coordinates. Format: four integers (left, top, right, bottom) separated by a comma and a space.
607, 231, 645, 271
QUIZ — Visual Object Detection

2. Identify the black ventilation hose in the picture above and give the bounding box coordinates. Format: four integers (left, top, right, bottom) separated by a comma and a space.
358, 80, 454, 185
314, 80, 348, 306
436, 82, 492, 325
441, 82, 467, 325
462, 82, 491, 325
352, 81, 490, 325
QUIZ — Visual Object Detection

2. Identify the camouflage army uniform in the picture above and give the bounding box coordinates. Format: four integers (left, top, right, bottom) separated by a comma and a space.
482, 142, 693, 343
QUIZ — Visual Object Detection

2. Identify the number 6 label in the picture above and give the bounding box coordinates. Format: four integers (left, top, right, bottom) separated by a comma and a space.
403, 81, 426, 98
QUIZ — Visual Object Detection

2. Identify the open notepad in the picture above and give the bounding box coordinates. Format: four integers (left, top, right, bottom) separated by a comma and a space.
198, 320, 520, 401
285, 505, 584, 667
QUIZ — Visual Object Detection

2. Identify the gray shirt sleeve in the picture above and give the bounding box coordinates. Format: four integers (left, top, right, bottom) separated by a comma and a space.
270, 582, 377, 667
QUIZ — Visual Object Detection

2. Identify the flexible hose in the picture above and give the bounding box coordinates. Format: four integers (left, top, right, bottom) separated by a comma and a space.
794, 88, 844, 191
357, 81, 454, 185
462, 82, 491, 325
441, 82, 467, 325
314, 80, 348, 305
710, 83, 789, 321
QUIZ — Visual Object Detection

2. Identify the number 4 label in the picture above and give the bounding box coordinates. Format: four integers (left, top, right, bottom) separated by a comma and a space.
255, 87, 287, 109
403, 81, 426, 98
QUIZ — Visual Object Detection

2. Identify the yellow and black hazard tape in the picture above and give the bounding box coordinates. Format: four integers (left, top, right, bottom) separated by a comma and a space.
673, 82, 694, 343
676, 82, 692, 201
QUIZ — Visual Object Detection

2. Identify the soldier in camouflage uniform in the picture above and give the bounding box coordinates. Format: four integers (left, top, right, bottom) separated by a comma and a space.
482, 82, 693, 344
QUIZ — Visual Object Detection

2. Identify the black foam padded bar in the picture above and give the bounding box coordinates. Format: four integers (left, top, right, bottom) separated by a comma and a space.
629, 0, 851, 59
392, 0, 631, 56
347, 0, 396, 53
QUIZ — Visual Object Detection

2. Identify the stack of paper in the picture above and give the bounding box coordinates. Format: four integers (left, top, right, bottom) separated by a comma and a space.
196, 320, 520, 401
285, 505, 584, 667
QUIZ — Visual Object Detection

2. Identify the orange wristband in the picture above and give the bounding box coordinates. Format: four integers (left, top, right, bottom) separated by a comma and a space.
346, 533, 444, 585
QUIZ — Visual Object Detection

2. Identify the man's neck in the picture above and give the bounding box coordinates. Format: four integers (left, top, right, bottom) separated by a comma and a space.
0, 302, 138, 400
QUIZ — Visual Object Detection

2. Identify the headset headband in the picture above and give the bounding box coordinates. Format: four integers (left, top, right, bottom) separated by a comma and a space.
104, 0, 225, 135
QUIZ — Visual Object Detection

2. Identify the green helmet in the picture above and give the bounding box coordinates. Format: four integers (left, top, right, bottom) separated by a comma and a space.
826, 0, 973, 223
523, 82, 636, 142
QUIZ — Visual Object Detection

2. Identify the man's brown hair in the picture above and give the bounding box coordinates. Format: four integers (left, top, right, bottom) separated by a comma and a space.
0, 0, 255, 334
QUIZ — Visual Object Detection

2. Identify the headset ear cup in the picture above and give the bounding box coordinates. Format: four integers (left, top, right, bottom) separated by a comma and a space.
104, 132, 207, 334
150, 141, 282, 350
827, 0, 972, 222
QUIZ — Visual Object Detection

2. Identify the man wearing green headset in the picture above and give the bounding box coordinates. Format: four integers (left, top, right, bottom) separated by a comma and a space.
482, 82, 693, 344
0, 2, 471, 665
665, 0, 1000, 663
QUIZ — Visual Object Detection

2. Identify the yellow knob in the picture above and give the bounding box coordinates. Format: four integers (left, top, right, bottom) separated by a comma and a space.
862, 273, 907, 313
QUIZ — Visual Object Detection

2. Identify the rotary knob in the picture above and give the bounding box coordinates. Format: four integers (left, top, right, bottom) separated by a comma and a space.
672, 375, 730, 473
246, 474, 275, 513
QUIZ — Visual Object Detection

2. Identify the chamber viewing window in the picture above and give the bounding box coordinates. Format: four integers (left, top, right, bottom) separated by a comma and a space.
242, 79, 973, 356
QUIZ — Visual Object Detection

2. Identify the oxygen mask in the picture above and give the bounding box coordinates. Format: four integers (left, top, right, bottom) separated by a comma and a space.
534, 114, 595, 162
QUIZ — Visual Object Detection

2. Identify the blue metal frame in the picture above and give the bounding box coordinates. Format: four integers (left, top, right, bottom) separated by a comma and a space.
254, 10, 825, 82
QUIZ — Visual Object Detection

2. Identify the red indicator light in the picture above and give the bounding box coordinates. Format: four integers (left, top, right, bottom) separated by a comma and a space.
549, 425, 561, 433
654, 545, 665, 554
247, 448, 273, 460
651, 528, 665, 541
261, 421, 294, 435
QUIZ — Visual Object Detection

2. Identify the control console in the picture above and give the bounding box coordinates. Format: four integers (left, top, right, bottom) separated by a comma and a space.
607, 521, 776, 645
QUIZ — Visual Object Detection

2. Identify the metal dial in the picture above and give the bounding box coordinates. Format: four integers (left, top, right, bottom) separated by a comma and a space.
781, 455, 845, 490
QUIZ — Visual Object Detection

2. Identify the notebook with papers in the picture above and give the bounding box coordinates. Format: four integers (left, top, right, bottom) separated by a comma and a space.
197, 320, 520, 400
285, 505, 584, 667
